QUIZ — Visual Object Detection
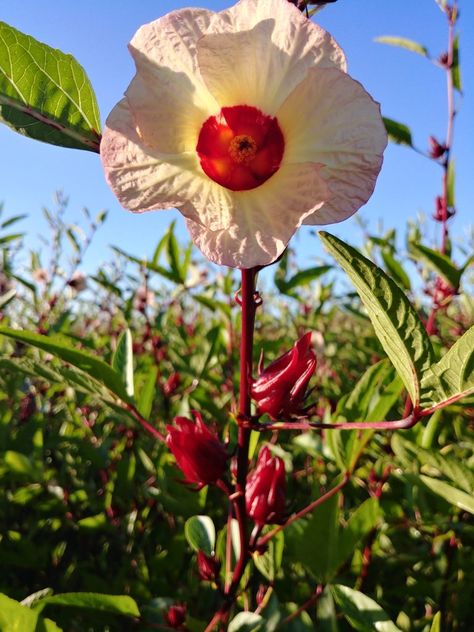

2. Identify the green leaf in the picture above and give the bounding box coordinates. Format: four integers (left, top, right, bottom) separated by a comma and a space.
382, 117, 413, 146
420, 325, 474, 411
0, 327, 130, 402
375, 36, 429, 57
334, 499, 381, 571
32, 592, 140, 618
331, 585, 401, 632
294, 491, 339, 582
184, 515, 216, 555
0, 593, 62, 632
1, 213, 27, 228
381, 250, 411, 291
420, 476, 474, 514
0, 287, 16, 308
0, 21, 100, 151
165, 221, 185, 284
253, 531, 284, 582
410, 242, 461, 288
284, 265, 332, 293
430, 612, 441, 632
451, 34, 462, 92
112, 328, 134, 398
446, 158, 455, 207
137, 366, 158, 419
319, 232, 434, 407
228, 612, 264, 632
111, 246, 180, 284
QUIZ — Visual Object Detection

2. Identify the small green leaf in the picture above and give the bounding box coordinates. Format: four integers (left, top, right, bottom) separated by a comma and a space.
1, 213, 27, 228
0, 21, 100, 151
184, 515, 216, 555
420, 476, 474, 514
420, 325, 474, 411
111, 246, 180, 284
32, 592, 140, 618
331, 585, 402, 632
253, 531, 284, 582
0, 327, 130, 402
382, 117, 413, 147
410, 242, 461, 288
112, 328, 134, 398
165, 221, 185, 284
375, 36, 429, 57
446, 158, 455, 207
320, 232, 434, 407
451, 35, 462, 92
430, 612, 441, 632
228, 612, 264, 632
137, 366, 158, 419
0, 287, 16, 308
284, 265, 332, 293
381, 250, 411, 290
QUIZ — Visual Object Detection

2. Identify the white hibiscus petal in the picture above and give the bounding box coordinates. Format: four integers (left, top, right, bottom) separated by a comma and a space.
125, 8, 220, 154
198, 0, 346, 115
277, 67, 387, 224
186, 163, 329, 268
101, 99, 233, 230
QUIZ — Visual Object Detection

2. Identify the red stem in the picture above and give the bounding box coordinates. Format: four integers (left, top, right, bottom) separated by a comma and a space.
248, 413, 419, 433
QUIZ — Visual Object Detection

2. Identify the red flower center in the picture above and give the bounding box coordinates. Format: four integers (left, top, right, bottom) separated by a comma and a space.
196, 105, 285, 191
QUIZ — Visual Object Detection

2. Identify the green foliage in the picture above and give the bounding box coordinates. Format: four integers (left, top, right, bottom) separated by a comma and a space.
375, 36, 429, 57
0, 22, 100, 151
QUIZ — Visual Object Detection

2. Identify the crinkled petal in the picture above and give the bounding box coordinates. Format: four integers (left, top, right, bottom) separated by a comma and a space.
277, 67, 387, 224
126, 8, 219, 153
185, 163, 329, 268
101, 99, 233, 230
197, 0, 346, 115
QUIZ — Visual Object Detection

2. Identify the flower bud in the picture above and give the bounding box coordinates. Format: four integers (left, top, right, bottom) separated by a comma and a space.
197, 551, 221, 582
428, 136, 446, 159
164, 603, 187, 629
166, 412, 229, 486
246, 446, 286, 526
67, 270, 87, 292
163, 372, 181, 397
251, 332, 316, 419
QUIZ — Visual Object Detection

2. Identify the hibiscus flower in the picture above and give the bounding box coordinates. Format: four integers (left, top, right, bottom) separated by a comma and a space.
101, 0, 387, 268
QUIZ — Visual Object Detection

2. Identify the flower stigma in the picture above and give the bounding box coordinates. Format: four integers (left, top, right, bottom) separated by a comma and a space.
196, 105, 285, 192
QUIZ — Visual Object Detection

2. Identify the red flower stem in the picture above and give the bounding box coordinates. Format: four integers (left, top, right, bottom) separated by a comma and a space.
257, 472, 351, 549
229, 268, 258, 589
280, 584, 325, 626
248, 413, 419, 433
125, 403, 165, 442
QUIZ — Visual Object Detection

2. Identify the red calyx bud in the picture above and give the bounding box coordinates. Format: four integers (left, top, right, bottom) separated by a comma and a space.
197, 551, 221, 582
428, 136, 447, 159
163, 372, 181, 397
251, 332, 316, 420
246, 446, 286, 526
438, 51, 450, 68
166, 412, 229, 487
164, 604, 187, 629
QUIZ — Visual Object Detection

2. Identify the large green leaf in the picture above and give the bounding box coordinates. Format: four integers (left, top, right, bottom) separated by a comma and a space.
0, 327, 130, 402
420, 325, 474, 412
410, 242, 461, 288
382, 117, 413, 147
184, 515, 216, 555
331, 585, 401, 632
0, 593, 62, 632
375, 36, 429, 57
319, 232, 434, 407
0, 21, 100, 151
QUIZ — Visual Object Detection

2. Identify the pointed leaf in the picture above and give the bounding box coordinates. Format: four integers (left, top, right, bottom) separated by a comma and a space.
410, 242, 461, 288
331, 585, 401, 632
0, 327, 130, 401
0, 21, 100, 151
32, 593, 140, 618
381, 250, 411, 290
383, 117, 413, 146
375, 36, 429, 57
137, 366, 158, 419
451, 34, 461, 92
420, 325, 474, 411
284, 265, 332, 292
446, 158, 455, 207
430, 612, 441, 632
112, 328, 134, 398
420, 476, 474, 514
320, 232, 434, 406
184, 515, 216, 555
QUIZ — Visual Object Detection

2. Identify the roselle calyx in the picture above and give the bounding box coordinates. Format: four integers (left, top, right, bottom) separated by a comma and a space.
166, 412, 229, 487
197, 551, 221, 582
251, 332, 316, 420
246, 446, 286, 526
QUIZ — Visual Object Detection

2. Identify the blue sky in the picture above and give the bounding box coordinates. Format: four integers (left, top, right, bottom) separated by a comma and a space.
1, 0, 473, 274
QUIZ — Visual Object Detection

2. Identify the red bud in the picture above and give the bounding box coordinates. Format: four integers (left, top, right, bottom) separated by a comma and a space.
246, 446, 286, 526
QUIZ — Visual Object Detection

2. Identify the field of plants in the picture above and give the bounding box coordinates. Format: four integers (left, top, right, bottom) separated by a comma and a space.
0, 0, 472, 630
